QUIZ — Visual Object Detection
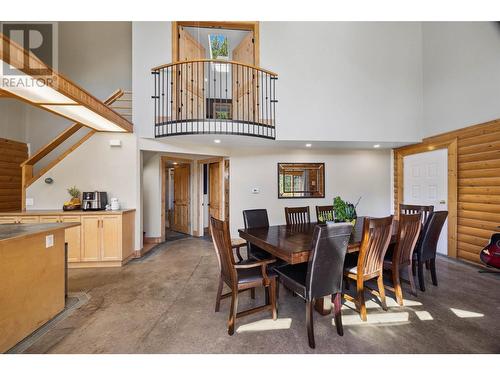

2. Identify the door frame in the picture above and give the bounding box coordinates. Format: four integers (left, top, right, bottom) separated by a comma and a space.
160, 156, 193, 242
393, 139, 458, 257
196, 157, 225, 234
172, 21, 260, 66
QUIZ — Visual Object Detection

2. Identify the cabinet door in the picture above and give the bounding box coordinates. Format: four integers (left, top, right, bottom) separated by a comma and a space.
40, 216, 60, 223
62, 216, 81, 262
101, 215, 122, 261
81, 216, 101, 261
0, 216, 17, 224
18, 216, 40, 224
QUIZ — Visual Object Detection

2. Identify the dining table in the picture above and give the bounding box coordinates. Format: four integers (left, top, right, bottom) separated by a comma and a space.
238, 219, 398, 315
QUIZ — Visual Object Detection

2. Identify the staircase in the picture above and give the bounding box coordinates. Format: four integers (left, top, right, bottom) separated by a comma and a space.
20, 89, 133, 209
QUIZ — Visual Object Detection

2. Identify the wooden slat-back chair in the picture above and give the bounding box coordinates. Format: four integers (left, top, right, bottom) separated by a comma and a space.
343, 216, 394, 321
285, 206, 311, 225
315, 205, 334, 223
383, 213, 421, 305
210, 216, 277, 335
400, 204, 434, 225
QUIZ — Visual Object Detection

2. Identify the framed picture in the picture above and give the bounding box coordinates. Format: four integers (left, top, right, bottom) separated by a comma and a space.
278, 162, 325, 199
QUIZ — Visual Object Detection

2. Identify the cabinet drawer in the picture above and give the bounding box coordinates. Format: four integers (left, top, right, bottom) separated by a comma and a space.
18, 216, 40, 224
40, 216, 60, 223
0, 216, 17, 224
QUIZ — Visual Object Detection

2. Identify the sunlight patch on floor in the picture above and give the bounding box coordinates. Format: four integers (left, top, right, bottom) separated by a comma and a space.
450, 308, 484, 318
415, 311, 434, 321
333, 312, 410, 326
341, 297, 422, 311
236, 318, 292, 333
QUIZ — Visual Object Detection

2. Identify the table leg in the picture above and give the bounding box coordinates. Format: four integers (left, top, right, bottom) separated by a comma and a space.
314, 295, 332, 315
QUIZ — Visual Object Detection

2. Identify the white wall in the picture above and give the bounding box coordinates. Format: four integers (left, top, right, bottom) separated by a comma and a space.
229, 148, 392, 235
422, 22, 500, 137
0, 99, 26, 143
260, 22, 423, 143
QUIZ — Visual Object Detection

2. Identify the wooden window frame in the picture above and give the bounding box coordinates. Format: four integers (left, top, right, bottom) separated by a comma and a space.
393, 139, 458, 258
172, 21, 260, 66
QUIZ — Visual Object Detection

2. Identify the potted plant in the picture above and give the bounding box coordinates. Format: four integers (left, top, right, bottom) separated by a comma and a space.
333, 196, 361, 225
63, 186, 81, 211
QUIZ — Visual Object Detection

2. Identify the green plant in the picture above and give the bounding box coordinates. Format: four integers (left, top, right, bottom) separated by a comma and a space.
333, 196, 361, 222
317, 211, 334, 223
67, 186, 80, 199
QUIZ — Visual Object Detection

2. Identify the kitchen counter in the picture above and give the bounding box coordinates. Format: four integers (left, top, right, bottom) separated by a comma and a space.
0, 222, 80, 242
0, 209, 136, 216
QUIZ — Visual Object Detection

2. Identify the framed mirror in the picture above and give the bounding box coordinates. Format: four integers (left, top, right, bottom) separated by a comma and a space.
278, 163, 325, 199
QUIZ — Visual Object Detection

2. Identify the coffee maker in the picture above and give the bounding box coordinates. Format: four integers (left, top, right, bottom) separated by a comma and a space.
82, 191, 108, 211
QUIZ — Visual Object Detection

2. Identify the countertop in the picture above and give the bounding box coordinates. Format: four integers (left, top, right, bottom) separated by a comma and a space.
0, 222, 81, 242
0, 209, 136, 216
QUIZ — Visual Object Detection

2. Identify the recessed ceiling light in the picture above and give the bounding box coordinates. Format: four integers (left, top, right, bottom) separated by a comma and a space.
173, 162, 178, 165
373, 144, 381, 148
214, 139, 221, 144
305, 143, 312, 148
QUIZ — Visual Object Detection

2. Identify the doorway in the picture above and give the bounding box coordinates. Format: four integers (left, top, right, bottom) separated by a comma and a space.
198, 157, 226, 235
404, 149, 448, 255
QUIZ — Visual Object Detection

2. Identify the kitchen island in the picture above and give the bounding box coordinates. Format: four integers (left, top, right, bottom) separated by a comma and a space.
0, 222, 80, 352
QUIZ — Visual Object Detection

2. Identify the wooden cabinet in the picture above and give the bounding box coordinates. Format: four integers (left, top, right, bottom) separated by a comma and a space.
0, 210, 135, 268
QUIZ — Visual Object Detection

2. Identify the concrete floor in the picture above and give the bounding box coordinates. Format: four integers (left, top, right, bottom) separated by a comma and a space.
23, 237, 500, 354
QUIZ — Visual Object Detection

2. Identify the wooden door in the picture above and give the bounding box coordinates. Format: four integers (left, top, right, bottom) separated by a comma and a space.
62, 216, 81, 262
209, 162, 222, 220
101, 215, 122, 261
232, 32, 257, 123
175, 27, 206, 121
172, 164, 190, 234
404, 149, 448, 255
81, 216, 100, 261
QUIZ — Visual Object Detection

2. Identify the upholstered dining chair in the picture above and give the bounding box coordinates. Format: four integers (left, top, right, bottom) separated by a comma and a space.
412, 211, 448, 292
315, 205, 334, 223
274, 222, 353, 349
285, 206, 311, 225
383, 213, 421, 305
210, 216, 277, 335
242, 209, 273, 261
343, 216, 394, 321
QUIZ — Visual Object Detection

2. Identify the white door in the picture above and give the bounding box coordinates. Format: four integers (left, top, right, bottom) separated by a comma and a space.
403, 149, 448, 255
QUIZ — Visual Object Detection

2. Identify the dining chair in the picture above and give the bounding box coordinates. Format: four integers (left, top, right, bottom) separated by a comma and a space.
400, 204, 434, 225
285, 206, 311, 225
412, 211, 448, 292
315, 205, 334, 223
210, 216, 278, 335
383, 213, 421, 305
343, 216, 394, 321
242, 209, 273, 261
274, 222, 353, 349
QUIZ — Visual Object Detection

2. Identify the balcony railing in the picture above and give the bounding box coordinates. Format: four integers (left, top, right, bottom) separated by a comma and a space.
151, 59, 277, 139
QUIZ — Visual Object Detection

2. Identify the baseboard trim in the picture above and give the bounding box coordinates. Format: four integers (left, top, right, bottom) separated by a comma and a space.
144, 236, 162, 244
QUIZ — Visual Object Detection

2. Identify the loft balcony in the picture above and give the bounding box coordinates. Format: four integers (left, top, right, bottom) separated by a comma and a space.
151, 59, 277, 139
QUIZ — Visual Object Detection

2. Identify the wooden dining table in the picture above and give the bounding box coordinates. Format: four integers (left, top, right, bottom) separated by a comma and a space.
238, 219, 398, 315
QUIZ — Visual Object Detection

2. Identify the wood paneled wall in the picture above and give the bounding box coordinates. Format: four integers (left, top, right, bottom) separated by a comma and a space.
394, 119, 500, 264
0, 138, 28, 211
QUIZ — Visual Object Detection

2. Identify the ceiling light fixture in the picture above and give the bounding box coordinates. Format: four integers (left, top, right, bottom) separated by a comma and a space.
214, 139, 221, 144
305, 143, 312, 148
373, 144, 381, 148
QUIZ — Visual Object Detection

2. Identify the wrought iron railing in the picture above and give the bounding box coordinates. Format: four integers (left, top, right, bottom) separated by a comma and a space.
151, 59, 277, 139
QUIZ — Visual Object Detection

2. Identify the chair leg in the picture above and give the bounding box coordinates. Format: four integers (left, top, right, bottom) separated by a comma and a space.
269, 279, 277, 320
344, 276, 350, 290
250, 288, 255, 300
265, 287, 269, 305
356, 278, 367, 321
215, 275, 223, 312
306, 300, 315, 349
425, 260, 430, 269
392, 268, 404, 306
332, 293, 343, 336
430, 258, 438, 286
407, 264, 417, 296
228, 290, 238, 336
417, 260, 426, 292
377, 274, 388, 311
